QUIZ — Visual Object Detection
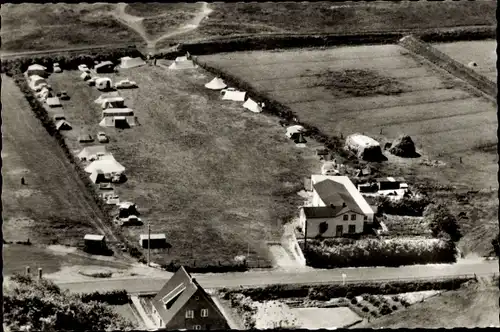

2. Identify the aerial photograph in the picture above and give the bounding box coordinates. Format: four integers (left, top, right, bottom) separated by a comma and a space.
1, 1, 498, 330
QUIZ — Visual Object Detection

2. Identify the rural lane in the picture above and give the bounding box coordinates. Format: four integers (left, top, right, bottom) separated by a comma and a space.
55, 260, 498, 294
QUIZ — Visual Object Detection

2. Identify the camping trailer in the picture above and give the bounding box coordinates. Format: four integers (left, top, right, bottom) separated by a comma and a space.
96, 78, 112, 91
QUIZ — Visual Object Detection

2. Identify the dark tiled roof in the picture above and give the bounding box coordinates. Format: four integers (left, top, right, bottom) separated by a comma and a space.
302, 206, 349, 218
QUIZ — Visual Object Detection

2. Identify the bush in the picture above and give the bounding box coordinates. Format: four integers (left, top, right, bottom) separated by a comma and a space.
375, 194, 431, 216
304, 237, 456, 269
373, 301, 381, 307
356, 302, 363, 307
392, 296, 399, 302
424, 204, 462, 242
78, 290, 129, 305
362, 294, 370, 301
362, 307, 370, 312
351, 298, 358, 304
392, 305, 398, 311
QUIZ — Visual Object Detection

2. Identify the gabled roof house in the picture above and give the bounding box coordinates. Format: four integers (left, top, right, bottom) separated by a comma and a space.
151, 266, 229, 330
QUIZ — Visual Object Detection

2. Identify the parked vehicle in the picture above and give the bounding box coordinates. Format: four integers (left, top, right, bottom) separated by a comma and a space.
97, 132, 109, 143
114, 79, 137, 89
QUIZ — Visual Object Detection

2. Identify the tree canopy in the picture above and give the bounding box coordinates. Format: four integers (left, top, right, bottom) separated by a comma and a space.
424, 203, 462, 242
3, 274, 133, 331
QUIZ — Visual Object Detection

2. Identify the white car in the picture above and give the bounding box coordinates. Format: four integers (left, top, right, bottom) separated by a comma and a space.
114, 79, 137, 89
78, 64, 90, 73
97, 132, 109, 143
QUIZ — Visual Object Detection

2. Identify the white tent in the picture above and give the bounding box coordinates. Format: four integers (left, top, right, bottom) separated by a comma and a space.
205, 77, 227, 90
222, 90, 246, 102
243, 98, 262, 113
27, 64, 47, 71
26, 64, 48, 77
168, 60, 197, 70
119, 56, 146, 69
286, 125, 305, 138
84, 155, 125, 174
101, 97, 125, 109
28, 75, 47, 90
55, 120, 72, 131
78, 145, 108, 161
46, 97, 62, 107
94, 91, 121, 104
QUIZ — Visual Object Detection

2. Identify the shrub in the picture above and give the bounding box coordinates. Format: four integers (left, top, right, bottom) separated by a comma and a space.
362, 294, 370, 301
78, 290, 129, 305
304, 237, 456, 268
356, 302, 363, 307
351, 298, 358, 304
373, 301, 381, 307
392, 305, 398, 311
392, 296, 399, 302
371, 310, 379, 317
375, 194, 431, 216
424, 204, 462, 242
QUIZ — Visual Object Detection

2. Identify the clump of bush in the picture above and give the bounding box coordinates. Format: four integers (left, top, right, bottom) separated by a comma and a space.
392, 305, 398, 311
362, 307, 370, 312
304, 237, 456, 269
351, 298, 358, 304
227, 293, 258, 329
424, 204, 462, 242
78, 290, 128, 305
392, 296, 400, 302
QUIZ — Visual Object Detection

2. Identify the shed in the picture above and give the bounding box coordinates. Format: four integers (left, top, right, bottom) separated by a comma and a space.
243, 98, 263, 113
78, 133, 94, 143
83, 234, 106, 252
119, 56, 146, 69
46, 97, 62, 107
345, 133, 384, 161
95, 61, 115, 73
139, 233, 167, 249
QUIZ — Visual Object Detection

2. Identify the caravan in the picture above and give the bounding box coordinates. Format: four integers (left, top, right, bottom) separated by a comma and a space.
96, 78, 113, 91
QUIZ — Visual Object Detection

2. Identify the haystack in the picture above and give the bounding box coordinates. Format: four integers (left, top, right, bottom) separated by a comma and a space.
389, 134, 417, 157
345, 133, 383, 161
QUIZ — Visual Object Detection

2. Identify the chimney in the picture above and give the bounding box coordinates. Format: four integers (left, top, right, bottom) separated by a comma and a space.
342, 202, 346, 208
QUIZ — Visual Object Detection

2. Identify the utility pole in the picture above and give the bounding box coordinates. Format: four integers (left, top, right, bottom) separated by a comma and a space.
147, 220, 151, 267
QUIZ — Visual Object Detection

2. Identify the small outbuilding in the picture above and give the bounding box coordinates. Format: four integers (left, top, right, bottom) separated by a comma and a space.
94, 61, 115, 73
345, 133, 384, 161
139, 233, 167, 249
83, 234, 106, 252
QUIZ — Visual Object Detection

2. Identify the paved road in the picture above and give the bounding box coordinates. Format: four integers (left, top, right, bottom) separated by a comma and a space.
55, 260, 498, 294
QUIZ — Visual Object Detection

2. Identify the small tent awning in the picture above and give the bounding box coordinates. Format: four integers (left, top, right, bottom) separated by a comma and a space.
243, 98, 262, 113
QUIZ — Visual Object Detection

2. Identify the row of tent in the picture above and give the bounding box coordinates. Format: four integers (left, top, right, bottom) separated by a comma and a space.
204, 77, 264, 113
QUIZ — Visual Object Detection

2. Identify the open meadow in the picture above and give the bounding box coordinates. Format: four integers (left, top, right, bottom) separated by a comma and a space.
198, 44, 498, 191
433, 40, 497, 83
45, 64, 320, 267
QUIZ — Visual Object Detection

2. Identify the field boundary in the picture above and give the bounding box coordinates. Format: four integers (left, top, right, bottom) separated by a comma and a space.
399, 35, 496, 99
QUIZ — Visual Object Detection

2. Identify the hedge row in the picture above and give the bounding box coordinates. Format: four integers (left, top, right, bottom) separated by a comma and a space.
1, 46, 143, 76
374, 194, 432, 217
11, 72, 145, 261
222, 277, 473, 302
303, 237, 456, 269
161, 261, 248, 274
399, 35, 496, 98
193, 57, 357, 163
78, 290, 129, 305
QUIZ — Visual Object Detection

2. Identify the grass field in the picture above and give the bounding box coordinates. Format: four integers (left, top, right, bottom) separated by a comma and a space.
198, 44, 498, 256
198, 44, 497, 190
45, 64, 320, 267
433, 40, 497, 83
0, 4, 142, 51
359, 280, 499, 328
2, 1, 496, 52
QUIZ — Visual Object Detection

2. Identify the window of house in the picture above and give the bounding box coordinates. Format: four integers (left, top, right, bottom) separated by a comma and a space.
343, 215, 348, 221
193, 325, 202, 330
364, 215, 368, 220
348, 225, 356, 233
185, 310, 194, 319
201, 309, 208, 317
351, 214, 356, 220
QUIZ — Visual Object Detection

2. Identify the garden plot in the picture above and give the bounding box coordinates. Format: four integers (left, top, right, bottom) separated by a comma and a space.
433, 40, 497, 83
291, 307, 362, 329
46, 65, 319, 268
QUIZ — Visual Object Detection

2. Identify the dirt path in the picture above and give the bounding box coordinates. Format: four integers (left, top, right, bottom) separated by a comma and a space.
111, 2, 212, 54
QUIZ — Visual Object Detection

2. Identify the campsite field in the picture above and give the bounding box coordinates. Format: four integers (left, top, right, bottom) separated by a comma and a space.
198, 44, 498, 191
433, 40, 497, 83
45, 65, 320, 268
